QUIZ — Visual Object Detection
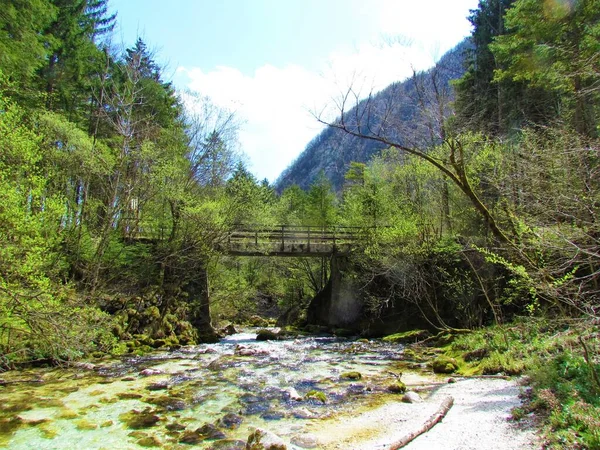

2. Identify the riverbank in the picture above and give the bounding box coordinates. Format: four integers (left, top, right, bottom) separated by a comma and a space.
307, 374, 539, 450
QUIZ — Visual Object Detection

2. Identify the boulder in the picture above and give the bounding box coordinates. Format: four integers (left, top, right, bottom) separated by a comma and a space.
432, 356, 459, 374
256, 329, 279, 341
402, 391, 423, 403
283, 387, 303, 402
246, 428, 287, 450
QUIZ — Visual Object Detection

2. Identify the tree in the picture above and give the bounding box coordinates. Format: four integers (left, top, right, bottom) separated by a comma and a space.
491, 0, 600, 136
39, 0, 115, 118
0, 0, 56, 96
454, 0, 558, 135
306, 171, 337, 228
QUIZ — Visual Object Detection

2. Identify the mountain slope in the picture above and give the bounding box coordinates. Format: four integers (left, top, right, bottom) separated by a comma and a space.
275, 39, 470, 191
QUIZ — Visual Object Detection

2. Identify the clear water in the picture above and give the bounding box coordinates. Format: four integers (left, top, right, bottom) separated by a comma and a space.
0, 331, 405, 449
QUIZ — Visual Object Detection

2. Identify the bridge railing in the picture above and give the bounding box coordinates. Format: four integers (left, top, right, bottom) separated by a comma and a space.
224, 225, 365, 255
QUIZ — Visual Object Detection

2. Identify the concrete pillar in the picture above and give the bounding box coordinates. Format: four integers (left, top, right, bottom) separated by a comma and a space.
306, 255, 363, 329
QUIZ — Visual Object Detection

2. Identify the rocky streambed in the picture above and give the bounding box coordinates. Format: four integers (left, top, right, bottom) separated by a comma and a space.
0, 330, 439, 449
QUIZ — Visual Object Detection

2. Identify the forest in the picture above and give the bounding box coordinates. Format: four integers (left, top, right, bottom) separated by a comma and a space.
0, 0, 599, 447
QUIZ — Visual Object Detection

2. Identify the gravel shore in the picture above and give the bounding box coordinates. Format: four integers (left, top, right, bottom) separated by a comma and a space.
308, 377, 540, 450
404, 378, 540, 450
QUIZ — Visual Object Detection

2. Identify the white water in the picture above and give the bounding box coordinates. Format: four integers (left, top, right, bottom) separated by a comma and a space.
0, 331, 405, 449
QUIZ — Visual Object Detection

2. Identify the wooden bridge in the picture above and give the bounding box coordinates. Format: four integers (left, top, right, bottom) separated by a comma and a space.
221, 225, 364, 256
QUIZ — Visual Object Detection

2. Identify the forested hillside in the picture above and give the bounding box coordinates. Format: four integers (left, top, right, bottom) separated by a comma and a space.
275, 40, 469, 191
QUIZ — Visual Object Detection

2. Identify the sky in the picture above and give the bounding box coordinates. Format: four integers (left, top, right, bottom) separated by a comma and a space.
109, 0, 480, 182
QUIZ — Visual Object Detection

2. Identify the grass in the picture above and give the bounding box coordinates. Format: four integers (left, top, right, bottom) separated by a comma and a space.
418, 317, 600, 449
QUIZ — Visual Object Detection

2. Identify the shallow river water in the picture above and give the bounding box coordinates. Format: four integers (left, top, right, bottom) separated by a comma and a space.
0, 331, 408, 449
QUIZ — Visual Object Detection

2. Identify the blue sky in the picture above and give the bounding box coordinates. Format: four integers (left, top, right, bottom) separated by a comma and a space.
110, 0, 480, 182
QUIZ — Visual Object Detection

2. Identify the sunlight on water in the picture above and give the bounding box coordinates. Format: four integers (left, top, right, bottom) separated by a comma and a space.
0, 330, 406, 449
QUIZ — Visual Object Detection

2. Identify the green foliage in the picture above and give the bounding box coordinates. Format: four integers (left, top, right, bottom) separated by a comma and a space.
492, 0, 600, 135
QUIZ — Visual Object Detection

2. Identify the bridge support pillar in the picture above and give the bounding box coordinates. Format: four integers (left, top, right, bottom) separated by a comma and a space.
306, 255, 362, 329
186, 264, 219, 343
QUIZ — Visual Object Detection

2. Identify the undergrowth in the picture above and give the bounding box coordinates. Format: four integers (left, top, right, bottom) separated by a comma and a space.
443, 317, 600, 449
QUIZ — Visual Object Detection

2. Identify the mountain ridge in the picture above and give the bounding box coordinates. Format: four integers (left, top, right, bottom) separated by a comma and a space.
275, 39, 470, 192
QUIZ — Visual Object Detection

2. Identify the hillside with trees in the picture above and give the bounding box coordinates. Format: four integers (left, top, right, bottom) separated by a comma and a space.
275, 39, 469, 191
0, 1, 599, 447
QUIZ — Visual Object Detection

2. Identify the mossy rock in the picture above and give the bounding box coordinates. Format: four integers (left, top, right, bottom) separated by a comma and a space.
117, 392, 143, 400
333, 328, 355, 337
137, 435, 162, 447
150, 339, 166, 349
340, 371, 362, 380
179, 430, 203, 444
256, 329, 278, 341
118, 408, 161, 429
382, 330, 430, 344
75, 419, 98, 430
387, 382, 407, 394
305, 390, 327, 404
217, 413, 243, 430
57, 409, 79, 419
463, 348, 489, 362
196, 423, 226, 440
248, 315, 269, 327
432, 356, 459, 374
145, 395, 187, 411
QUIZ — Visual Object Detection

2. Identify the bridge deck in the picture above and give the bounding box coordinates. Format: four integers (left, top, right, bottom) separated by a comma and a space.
221, 225, 362, 256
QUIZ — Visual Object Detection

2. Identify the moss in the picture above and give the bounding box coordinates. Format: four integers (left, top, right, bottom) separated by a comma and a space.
119, 408, 161, 429
145, 395, 187, 411
57, 409, 79, 420
39, 423, 59, 439
75, 419, 98, 430
387, 382, 407, 394
340, 371, 362, 380
333, 328, 355, 337
100, 420, 113, 428
0, 416, 24, 435
305, 390, 327, 404
382, 330, 430, 344
432, 356, 458, 374
137, 435, 162, 447
117, 392, 143, 400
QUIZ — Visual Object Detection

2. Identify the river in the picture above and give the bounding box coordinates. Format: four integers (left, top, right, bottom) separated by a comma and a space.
0, 330, 412, 449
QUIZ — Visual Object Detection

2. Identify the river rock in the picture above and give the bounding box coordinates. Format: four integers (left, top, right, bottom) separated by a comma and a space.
290, 433, 319, 448
256, 329, 279, 341
140, 368, 162, 376
196, 423, 226, 440
179, 430, 203, 444
292, 407, 316, 419
217, 412, 243, 429
145, 381, 169, 391
221, 324, 238, 335
207, 439, 247, 450
235, 345, 268, 357
402, 391, 423, 403
246, 428, 287, 450
283, 387, 303, 401
208, 356, 240, 371
73, 362, 96, 370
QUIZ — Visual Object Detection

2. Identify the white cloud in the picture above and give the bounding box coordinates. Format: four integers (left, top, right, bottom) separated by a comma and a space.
178, 0, 477, 183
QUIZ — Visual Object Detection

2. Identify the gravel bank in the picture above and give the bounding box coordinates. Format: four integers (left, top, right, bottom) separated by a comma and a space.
308, 377, 540, 450
404, 378, 540, 450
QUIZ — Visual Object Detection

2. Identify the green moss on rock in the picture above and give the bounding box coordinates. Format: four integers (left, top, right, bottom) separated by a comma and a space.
382, 330, 430, 344
432, 356, 459, 374
340, 371, 362, 380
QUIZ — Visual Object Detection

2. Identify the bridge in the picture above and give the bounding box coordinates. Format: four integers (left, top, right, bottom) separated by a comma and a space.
221, 225, 364, 256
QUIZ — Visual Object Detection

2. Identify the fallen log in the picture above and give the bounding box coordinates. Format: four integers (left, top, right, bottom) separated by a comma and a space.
388, 395, 454, 449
